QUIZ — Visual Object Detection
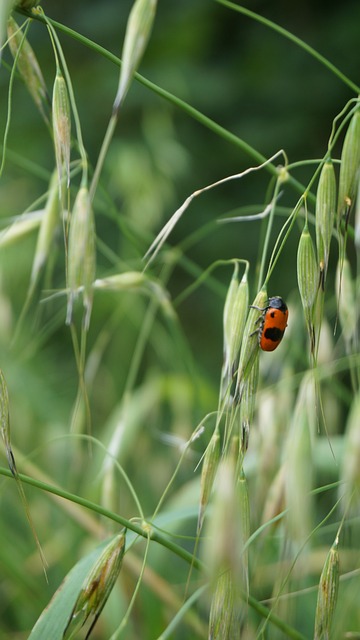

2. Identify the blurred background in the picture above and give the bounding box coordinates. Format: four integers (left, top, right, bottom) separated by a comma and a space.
0, 0, 359, 637
1, 0, 359, 350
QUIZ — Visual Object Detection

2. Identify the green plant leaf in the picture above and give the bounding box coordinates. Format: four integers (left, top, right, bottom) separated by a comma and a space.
29, 539, 111, 640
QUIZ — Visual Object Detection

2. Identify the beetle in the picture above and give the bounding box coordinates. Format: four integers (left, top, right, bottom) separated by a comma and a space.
250, 296, 288, 352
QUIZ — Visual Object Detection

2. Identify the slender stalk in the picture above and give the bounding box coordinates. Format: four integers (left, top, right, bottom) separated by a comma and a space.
257, 178, 283, 290
89, 112, 117, 201
264, 196, 304, 284
156, 586, 208, 640
0, 465, 201, 569
214, 0, 360, 95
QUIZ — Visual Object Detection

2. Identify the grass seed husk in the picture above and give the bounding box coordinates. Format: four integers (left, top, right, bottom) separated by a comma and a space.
337, 107, 360, 225
52, 69, 71, 188
67, 185, 96, 329
314, 538, 339, 640
315, 160, 336, 288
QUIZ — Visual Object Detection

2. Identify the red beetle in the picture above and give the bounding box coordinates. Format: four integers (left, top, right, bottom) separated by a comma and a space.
251, 296, 288, 352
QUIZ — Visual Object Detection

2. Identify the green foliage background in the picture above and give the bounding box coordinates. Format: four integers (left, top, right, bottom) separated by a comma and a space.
0, 0, 359, 638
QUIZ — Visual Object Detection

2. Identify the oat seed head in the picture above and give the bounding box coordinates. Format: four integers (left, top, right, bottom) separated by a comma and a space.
206, 454, 248, 638
93, 271, 146, 291
0, 368, 11, 462
337, 107, 360, 224
0, 212, 43, 248
223, 266, 240, 373
297, 222, 318, 352
7, 16, 49, 124
339, 392, 360, 515
31, 170, 60, 285
52, 69, 71, 188
63, 531, 126, 640
114, 0, 157, 112
67, 186, 96, 329
235, 287, 267, 400
336, 258, 356, 345
209, 571, 242, 640
315, 160, 336, 286
223, 266, 249, 390
355, 178, 360, 251
202, 459, 238, 579
314, 538, 339, 640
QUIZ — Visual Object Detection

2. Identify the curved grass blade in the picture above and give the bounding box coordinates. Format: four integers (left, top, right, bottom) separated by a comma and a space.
0, 368, 48, 579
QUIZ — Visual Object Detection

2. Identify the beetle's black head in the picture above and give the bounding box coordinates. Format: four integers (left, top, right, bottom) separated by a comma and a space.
268, 296, 287, 312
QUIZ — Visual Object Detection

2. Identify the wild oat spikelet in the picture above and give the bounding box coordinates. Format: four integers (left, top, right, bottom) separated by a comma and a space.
336, 258, 356, 346
64, 531, 126, 640
93, 271, 174, 325
209, 570, 240, 640
206, 455, 248, 638
30, 170, 59, 286
297, 221, 318, 353
114, 0, 157, 111
235, 287, 267, 401
7, 16, 49, 124
315, 160, 336, 289
0, 367, 13, 473
67, 186, 96, 329
298, 222, 318, 309
314, 537, 340, 640
355, 179, 360, 251
93, 271, 146, 291
52, 69, 71, 188
337, 107, 360, 226
339, 392, 360, 515
203, 459, 239, 581
222, 265, 249, 393
223, 266, 240, 379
